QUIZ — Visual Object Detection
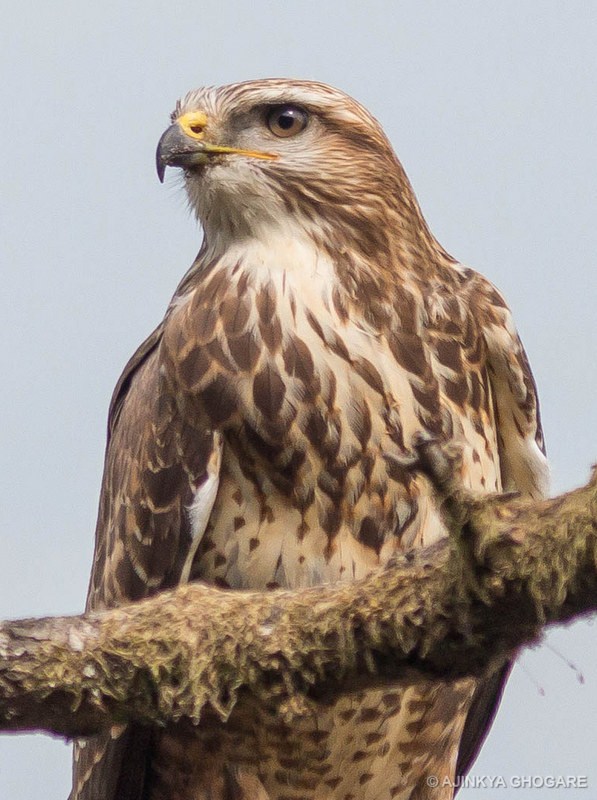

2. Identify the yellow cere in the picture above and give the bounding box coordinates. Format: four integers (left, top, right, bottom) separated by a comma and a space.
177, 111, 209, 140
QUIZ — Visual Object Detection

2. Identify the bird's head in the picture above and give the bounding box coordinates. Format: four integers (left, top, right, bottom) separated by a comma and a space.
157, 79, 436, 262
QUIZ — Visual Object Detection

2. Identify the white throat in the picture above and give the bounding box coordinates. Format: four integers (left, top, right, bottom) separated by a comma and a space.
205, 217, 337, 285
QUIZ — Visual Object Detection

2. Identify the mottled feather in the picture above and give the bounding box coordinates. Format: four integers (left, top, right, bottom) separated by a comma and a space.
71, 78, 548, 800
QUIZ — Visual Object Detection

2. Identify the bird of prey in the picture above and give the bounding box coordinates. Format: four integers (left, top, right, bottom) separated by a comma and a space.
71, 79, 549, 800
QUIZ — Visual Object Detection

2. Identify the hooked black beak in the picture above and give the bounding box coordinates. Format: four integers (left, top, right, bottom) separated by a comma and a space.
156, 123, 209, 183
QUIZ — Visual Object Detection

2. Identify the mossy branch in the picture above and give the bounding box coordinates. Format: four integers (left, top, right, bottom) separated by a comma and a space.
1, 458, 596, 740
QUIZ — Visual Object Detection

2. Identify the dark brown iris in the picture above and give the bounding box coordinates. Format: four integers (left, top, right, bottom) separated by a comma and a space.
266, 105, 308, 138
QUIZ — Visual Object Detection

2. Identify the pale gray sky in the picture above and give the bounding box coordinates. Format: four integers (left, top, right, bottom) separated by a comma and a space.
1, 2, 596, 798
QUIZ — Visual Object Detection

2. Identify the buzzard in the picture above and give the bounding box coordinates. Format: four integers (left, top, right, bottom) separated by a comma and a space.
71, 79, 549, 800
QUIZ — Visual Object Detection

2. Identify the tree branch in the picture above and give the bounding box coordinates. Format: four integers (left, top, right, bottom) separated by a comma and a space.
1, 462, 596, 740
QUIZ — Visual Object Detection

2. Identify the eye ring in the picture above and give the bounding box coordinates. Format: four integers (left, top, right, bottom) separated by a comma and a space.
266, 105, 309, 138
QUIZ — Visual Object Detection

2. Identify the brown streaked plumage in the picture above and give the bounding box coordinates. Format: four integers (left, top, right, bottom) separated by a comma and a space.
71, 79, 549, 800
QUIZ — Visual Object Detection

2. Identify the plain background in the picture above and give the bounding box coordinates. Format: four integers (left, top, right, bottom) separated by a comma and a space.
1, 2, 595, 798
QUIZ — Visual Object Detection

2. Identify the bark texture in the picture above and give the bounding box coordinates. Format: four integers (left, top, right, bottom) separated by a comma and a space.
1, 461, 596, 741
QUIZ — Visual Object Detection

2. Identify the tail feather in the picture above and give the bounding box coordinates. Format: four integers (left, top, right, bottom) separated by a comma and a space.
70, 724, 152, 800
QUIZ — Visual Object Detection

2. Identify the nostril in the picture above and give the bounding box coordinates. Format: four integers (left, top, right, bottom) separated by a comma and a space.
189, 124, 203, 134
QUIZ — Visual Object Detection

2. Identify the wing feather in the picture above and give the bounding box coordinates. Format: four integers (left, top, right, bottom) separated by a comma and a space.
456, 278, 548, 784
71, 311, 220, 799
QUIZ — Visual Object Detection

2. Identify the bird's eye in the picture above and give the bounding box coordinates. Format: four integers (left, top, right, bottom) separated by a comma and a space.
266, 106, 308, 138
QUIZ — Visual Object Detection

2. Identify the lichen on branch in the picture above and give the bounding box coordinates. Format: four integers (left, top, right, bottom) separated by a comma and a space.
0, 465, 596, 740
